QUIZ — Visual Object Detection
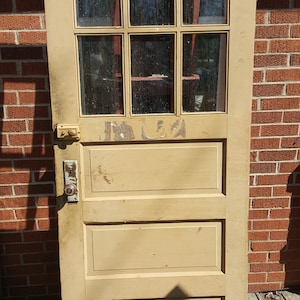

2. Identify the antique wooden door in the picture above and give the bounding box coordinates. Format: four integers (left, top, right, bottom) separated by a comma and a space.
45, 0, 256, 299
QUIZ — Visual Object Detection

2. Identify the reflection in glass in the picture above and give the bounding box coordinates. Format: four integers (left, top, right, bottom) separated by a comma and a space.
131, 35, 174, 114
183, 33, 226, 112
77, 0, 121, 26
130, 0, 174, 25
78, 36, 123, 115
183, 0, 226, 24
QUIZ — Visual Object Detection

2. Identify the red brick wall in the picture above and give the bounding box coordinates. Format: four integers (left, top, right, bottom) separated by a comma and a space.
0, 1, 60, 299
0, 0, 300, 298
249, 8, 300, 292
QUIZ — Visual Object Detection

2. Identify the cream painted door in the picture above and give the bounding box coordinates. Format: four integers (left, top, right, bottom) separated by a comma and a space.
45, 0, 256, 299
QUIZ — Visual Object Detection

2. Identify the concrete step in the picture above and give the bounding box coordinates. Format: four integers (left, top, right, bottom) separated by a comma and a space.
249, 291, 300, 300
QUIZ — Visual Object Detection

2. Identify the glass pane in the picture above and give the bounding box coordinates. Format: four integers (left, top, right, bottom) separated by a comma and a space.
78, 36, 123, 115
77, 0, 121, 26
183, 0, 226, 24
130, 0, 174, 26
131, 35, 174, 114
182, 33, 226, 112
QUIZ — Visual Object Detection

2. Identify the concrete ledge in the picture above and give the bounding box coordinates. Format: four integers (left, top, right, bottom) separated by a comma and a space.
248, 290, 300, 299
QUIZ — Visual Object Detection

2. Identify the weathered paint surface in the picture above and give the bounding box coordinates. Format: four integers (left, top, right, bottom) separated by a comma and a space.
103, 120, 186, 141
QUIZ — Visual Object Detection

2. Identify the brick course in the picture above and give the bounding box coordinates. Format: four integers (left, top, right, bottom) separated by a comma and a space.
0, 0, 300, 299
0, 1, 58, 299
249, 7, 300, 292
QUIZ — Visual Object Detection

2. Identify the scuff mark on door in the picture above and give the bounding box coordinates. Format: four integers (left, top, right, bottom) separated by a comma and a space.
98, 165, 113, 184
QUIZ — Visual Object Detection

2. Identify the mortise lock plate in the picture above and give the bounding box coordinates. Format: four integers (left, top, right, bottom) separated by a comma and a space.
56, 124, 80, 141
63, 160, 79, 203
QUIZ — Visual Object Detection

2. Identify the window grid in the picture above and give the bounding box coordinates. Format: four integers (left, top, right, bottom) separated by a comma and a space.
74, 0, 229, 116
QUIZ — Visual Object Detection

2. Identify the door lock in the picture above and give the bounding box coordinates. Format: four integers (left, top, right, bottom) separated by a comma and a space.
63, 160, 79, 202
64, 183, 77, 196
57, 124, 80, 141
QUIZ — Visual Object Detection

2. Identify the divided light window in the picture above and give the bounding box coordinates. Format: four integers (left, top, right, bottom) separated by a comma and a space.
76, 0, 227, 115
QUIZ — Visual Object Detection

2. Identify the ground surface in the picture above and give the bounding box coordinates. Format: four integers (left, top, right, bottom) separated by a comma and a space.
249, 289, 300, 299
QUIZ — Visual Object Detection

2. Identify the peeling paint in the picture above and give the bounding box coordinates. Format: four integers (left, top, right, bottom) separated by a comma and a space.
65, 161, 77, 178
142, 119, 186, 140
141, 126, 154, 140
112, 122, 135, 141
104, 122, 111, 141
103, 119, 187, 141
157, 120, 164, 131
141, 123, 166, 140
173, 120, 186, 138
103, 121, 135, 141
171, 120, 180, 132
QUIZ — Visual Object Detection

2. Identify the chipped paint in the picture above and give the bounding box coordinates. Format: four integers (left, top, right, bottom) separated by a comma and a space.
63, 160, 79, 202
173, 120, 186, 138
141, 120, 167, 140
104, 121, 135, 141
64, 161, 77, 178
103, 119, 187, 141
141, 125, 166, 140
157, 120, 164, 130
112, 122, 135, 141
171, 119, 187, 137
141, 126, 154, 140
104, 122, 111, 141
171, 120, 180, 132
141, 119, 186, 140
